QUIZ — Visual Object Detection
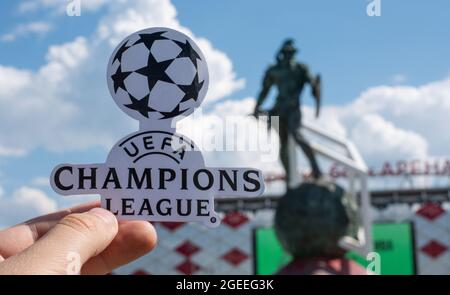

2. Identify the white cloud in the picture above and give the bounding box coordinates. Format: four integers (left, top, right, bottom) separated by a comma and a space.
0, 0, 244, 157
40, 36, 90, 82
0, 145, 26, 157
297, 79, 450, 168
178, 97, 280, 169
18, 0, 108, 14
1, 21, 52, 42
349, 114, 428, 163
0, 186, 57, 227
339, 78, 450, 161
12, 187, 57, 214
195, 38, 245, 101
0, 66, 33, 96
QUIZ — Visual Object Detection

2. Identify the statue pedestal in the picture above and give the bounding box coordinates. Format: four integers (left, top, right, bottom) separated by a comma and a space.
287, 133, 300, 189
274, 180, 359, 259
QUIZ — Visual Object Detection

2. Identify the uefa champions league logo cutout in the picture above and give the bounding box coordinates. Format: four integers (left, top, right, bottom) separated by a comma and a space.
50, 27, 265, 227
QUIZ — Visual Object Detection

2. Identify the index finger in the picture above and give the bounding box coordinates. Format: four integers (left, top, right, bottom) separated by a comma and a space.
0, 201, 100, 259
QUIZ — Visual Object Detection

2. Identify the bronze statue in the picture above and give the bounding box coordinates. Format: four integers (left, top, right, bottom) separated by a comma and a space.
255, 41, 365, 274
254, 39, 322, 181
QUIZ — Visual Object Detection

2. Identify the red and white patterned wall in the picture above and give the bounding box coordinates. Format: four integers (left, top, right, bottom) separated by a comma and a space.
413, 203, 450, 274
115, 203, 449, 275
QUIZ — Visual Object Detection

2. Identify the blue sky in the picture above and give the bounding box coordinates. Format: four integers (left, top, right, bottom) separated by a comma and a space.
172, 0, 450, 103
0, 0, 449, 226
2, 0, 450, 104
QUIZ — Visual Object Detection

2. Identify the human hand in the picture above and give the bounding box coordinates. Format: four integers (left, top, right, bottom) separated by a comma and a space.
0, 201, 157, 275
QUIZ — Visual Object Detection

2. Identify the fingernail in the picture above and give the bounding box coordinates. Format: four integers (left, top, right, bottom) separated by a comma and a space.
89, 207, 116, 224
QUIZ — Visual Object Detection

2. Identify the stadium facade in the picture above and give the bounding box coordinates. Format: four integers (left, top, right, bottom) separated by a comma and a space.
114, 173, 450, 275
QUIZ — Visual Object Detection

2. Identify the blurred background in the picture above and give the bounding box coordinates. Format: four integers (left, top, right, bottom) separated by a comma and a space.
0, 0, 449, 274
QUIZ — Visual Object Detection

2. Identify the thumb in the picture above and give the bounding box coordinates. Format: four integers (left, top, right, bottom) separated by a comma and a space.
2, 208, 118, 274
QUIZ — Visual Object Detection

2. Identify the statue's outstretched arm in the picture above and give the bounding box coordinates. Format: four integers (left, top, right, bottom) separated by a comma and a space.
254, 70, 273, 113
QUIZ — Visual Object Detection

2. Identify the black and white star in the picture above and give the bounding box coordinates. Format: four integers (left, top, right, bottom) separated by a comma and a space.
159, 105, 188, 119
174, 39, 201, 67
178, 73, 204, 103
124, 93, 155, 118
135, 52, 174, 92
112, 41, 130, 64
133, 31, 168, 51
111, 66, 132, 93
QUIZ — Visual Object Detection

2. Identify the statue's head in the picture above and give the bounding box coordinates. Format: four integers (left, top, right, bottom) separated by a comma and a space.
277, 39, 297, 64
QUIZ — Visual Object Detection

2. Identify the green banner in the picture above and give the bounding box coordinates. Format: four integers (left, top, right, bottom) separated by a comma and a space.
254, 222, 415, 275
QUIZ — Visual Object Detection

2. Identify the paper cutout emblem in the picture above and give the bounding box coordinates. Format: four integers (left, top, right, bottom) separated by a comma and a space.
50, 27, 265, 227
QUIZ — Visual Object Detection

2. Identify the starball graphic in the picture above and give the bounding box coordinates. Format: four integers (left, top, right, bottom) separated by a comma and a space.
50, 27, 265, 227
